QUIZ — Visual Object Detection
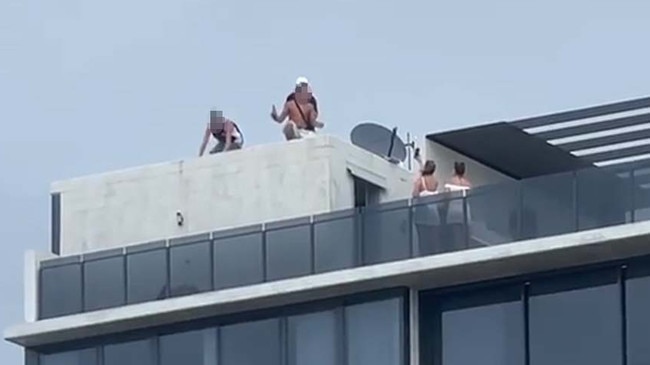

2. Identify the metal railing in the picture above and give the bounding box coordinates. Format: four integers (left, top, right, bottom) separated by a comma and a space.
37, 163, 650, 320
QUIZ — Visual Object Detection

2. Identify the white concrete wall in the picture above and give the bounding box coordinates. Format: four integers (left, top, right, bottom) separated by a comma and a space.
330, 140, 413, 205
52, 135, 413, 255
423, 138, 515, 188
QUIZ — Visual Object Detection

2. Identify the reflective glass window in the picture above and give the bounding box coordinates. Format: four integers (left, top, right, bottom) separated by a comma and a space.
345, 298, 404, 365
220, 318, 282, 365
529, 270, 621, 365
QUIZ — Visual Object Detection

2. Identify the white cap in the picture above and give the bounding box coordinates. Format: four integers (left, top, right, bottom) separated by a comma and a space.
295, 76, 309, 85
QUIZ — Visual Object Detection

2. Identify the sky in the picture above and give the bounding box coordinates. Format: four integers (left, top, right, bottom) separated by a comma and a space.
2, 0, 650, 362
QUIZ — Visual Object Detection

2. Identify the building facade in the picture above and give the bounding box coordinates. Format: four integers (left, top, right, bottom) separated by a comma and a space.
6, 96, 650, 365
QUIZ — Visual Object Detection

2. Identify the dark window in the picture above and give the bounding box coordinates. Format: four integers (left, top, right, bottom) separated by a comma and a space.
40, 261, 82, 319
362, 202, 411, 265
220, 318, 282, 365
126, 245, 168, 304
528, 270, 621, 365
169, 240, 212, 297
160, 329, 217, 365
265, 221, 312, 281
288, 310, 340, 365
423, 286, 524, 365
345, 298, 404, 365
313, 212, 358, 273
51, 193, 61, 255
40, 349, 97, 365
103, 339, 155, 365
83, 254, 125, 311
626, 264, 650, 365
213, 231, 264, 290
353, 178, 381, 208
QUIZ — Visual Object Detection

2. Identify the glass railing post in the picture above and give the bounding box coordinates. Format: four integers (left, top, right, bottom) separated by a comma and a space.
517, 182, 524, 241
309, 217, 316, 275
262, 225, 268, 282
356, 207, 367, 266
462, 194, 469, 250
408, 199, 416, 258
572, 170, 579, 232
631, 168, 637, 222
165, 245, 171, 300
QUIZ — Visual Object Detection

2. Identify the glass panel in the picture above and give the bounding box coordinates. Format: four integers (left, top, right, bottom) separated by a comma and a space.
632, 167, 650, 222
40, 349, 97, 365
314, 215, 357, 273
40, 263, 82, 319
521, 171, 576, 239
626, 265, 650, 365
170, 241, 212, 297
576, 167, 629, 230
160, 329, 217, 365
214, 232, 264, 290
441, 194, 469, 252
220, 318, 282, 365
126, 248, 168, 304
265, 224, 312, 281
362, 204, 411, 265
463, 182, 521, 246
83, 256, 125, 311
412, 196, 444, 256
529, 271, 621, 365
104, 339, 155, 365
288, 310, 339, 365
345, 298, 403, 365
434, 286, 524, 365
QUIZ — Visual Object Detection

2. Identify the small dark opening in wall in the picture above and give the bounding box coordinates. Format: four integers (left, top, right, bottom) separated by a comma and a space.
353, 177, 381, 208
51, 193, 61, 255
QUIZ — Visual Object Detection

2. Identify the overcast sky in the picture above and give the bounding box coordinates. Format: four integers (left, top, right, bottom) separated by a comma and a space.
2, 0, 650, 362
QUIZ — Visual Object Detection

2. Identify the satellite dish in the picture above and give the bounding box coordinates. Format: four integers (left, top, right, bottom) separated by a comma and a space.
350, 122, 407, 164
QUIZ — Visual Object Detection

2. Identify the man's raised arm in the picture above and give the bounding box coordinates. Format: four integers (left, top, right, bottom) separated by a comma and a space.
271, 103, 289, 123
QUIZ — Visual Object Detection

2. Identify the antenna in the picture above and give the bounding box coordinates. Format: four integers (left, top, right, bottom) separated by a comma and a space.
404, 133, 418, 172
387, 127, 397, 159
350, 122, 407, 164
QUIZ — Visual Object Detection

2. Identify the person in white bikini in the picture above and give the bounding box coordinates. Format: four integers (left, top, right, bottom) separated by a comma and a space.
412, 160, 441, 255
444, 162, 472, 248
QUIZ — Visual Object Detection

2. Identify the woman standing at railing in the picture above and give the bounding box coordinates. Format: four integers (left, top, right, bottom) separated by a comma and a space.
412, 157, 442, 255
444, 162, 472, 249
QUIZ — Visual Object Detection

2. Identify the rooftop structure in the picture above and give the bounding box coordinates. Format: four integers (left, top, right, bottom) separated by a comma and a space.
6, 96, 650, 365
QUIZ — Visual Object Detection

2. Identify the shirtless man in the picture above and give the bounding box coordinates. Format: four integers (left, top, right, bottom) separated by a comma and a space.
198, 110, 244, 156
270, 76, 324, 140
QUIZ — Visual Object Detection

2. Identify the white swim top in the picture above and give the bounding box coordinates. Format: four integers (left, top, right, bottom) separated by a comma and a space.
444, 183, 470, 197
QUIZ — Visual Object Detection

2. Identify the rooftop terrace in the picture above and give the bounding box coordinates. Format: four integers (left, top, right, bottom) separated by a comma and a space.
30, 159, 650, 322
8, 95, 650, 347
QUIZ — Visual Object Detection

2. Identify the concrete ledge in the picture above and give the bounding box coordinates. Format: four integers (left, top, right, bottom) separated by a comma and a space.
7, 220, 650, 347
51, 135, 412, 255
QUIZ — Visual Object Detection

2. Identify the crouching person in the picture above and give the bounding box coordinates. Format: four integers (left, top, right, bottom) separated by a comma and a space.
199, 110, 244, 156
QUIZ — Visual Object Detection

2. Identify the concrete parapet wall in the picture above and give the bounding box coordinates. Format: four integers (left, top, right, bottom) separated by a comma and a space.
52, 135, 412, 255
